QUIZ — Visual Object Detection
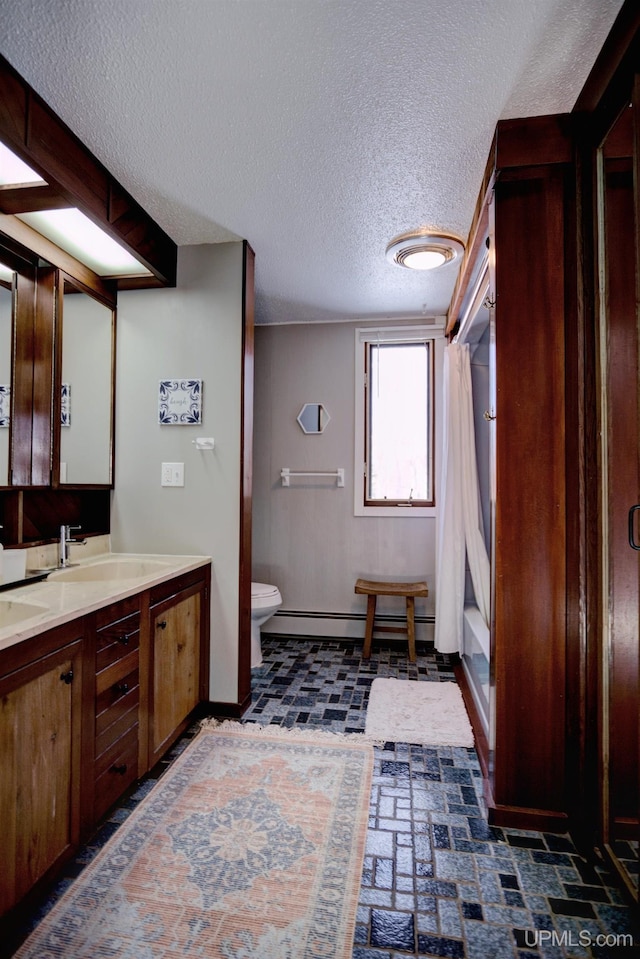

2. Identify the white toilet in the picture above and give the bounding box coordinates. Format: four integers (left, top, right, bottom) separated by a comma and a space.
250, 582, 282, 667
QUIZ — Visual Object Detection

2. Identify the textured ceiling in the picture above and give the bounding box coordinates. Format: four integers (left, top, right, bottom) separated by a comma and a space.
0, 0, 626, 324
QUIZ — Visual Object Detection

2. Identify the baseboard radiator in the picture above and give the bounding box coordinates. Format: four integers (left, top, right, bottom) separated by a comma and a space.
268, 608, 435, 643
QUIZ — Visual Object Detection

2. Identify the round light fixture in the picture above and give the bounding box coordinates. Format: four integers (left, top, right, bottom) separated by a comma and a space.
386, 231, 465, 271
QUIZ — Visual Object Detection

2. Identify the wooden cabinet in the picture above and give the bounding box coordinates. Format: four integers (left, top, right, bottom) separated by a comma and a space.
0, 624, 84, 916
148, 571, 209, 768
92, 597, 141, 822
0, 562, 210, 919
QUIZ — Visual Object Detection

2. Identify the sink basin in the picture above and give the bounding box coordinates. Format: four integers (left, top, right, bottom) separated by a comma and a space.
48, 559, 172, 583
0, 599, 49, 627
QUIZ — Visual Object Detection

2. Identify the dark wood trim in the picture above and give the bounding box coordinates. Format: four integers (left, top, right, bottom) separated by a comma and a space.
573, 0, 640, 141
11, 269, 36, 485
447, 139, 495, 333
562, 140, 589, 843
31, 266, 55, 486
489, 804, 570, 833
568, 134, 601, 853
494, 114, 574, 169
0, 183, 69, 214
237, 241, 254, 706
206, 691, 252, 720
0, 54, 177, 288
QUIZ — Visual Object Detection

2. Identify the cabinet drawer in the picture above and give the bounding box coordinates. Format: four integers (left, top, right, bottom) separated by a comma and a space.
96, 648, 139, 696
95, 596, 140, 632
96, 613, 140, 674
96, 675, 139, 737
94, 726, 139, 821
96, 701, 138, 761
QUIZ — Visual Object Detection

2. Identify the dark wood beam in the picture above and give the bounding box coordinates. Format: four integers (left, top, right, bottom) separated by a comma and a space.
0, 183, 70, 214
0, 55, 177, 288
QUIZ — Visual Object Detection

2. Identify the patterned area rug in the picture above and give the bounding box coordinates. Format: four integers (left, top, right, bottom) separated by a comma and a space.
365, 678, 475, 746
15, 723, 373, 959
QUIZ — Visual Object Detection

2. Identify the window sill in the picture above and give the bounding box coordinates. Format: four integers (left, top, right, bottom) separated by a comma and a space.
354, 504, 437, 518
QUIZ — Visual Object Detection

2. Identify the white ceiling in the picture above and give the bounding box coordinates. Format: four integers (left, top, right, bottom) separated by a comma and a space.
0, 0, 626, 325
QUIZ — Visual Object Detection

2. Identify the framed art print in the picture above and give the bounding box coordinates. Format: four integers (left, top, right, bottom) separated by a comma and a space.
0, 384, 9, 427
159, 379, 202, 425
61, 382, 71, 426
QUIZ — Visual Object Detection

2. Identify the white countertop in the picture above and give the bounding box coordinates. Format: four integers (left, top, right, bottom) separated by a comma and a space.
0, 552, 211, 654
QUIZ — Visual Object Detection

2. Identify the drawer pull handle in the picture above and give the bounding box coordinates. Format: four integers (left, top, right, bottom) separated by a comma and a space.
157, 620, 167, 630
118, 632, 134, 646
111, 763, 128, 775
60, 669, 74, 685
113, 682, 129, 695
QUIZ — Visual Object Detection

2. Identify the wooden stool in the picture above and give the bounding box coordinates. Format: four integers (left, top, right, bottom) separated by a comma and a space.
354, 578, 429, 663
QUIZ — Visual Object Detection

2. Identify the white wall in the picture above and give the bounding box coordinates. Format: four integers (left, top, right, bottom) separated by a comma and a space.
253, 320, 437, 642
111, 243, 245, 704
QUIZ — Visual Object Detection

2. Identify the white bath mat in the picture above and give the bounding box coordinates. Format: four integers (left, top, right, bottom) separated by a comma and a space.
365, 678, 475, 747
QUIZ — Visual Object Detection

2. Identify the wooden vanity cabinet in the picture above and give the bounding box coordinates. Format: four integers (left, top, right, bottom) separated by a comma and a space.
0, 622, 85, 917
147, 567, 210, 769
0, 563, 210, 920
90, 597, 141, 823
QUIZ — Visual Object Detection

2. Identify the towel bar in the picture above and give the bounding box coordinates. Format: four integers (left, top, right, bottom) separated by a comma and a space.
280, 468, 345, 487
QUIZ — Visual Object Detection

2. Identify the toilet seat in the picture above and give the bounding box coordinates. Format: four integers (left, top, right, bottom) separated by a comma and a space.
251, 582, 282, 610
252, 582, 280, 599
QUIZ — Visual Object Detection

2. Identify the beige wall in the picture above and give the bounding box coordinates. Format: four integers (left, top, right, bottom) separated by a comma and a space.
253, 320, 438, 641
112, 243, 244, 704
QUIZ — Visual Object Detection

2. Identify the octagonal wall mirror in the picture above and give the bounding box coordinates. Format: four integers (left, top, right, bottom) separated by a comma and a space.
297, 403, 330, 434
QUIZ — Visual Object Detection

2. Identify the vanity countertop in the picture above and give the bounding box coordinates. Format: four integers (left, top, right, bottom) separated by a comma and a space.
0, 552, 211, 654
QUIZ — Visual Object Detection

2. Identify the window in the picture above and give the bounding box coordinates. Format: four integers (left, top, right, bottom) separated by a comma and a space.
354, 325, 443, 517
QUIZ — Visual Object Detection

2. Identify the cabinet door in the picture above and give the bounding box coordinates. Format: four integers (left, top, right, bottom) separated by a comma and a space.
150, 588, 202, 765
0, 640, 82, 916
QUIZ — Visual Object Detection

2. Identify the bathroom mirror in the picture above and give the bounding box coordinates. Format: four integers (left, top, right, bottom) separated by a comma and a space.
57, 277, 115, 485
0, 268, 12, 487
296, 403, 330, 434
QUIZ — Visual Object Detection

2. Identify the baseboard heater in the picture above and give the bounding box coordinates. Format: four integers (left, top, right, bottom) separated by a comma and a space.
269, 608, 435, 641
274, 609, 434, 624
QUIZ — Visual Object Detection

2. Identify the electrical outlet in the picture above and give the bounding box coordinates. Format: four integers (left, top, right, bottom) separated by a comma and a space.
161, 462, 185, 487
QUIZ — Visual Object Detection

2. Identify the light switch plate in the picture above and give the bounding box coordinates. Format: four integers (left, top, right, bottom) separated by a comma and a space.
161, 462, 185, 487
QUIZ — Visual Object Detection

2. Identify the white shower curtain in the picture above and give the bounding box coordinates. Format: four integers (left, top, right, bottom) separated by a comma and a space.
434, 342, 490, 654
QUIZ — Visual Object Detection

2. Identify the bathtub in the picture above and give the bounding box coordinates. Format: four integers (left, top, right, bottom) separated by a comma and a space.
461, 605, 490, 738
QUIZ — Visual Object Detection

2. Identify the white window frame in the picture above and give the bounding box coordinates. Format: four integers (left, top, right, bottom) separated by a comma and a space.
354, 323, 445, 517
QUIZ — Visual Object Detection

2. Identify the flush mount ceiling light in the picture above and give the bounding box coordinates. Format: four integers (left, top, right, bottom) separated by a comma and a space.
386, 231, 464, 271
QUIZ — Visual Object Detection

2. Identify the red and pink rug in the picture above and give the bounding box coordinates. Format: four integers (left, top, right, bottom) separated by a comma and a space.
15, 723, 373, 958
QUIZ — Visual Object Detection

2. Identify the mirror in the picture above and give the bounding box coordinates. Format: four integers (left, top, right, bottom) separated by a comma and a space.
58, 278, 114, 485
0, 271, 11, 487
596, 101, 639, 901
296, 403, 330, 434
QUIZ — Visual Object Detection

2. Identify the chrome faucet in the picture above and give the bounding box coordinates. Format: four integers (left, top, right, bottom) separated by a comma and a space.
59, 524, 86, 567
